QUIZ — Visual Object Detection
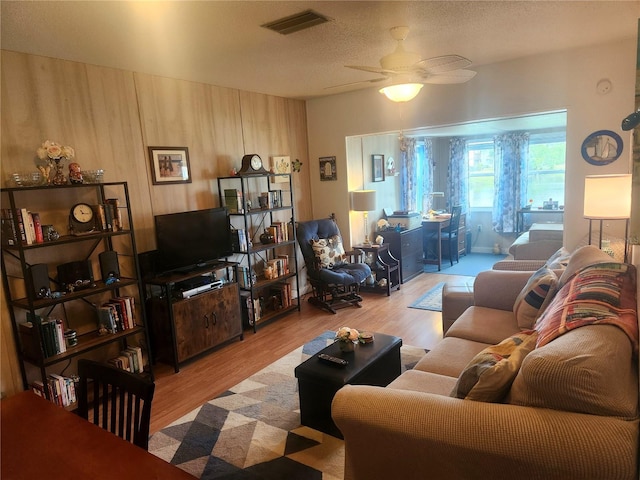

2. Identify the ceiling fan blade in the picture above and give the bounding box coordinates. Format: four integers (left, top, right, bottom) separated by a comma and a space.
324, 77, 388, 90
345, 65, 397, 76
416, 55, 472, 74
422, 69, 477, 84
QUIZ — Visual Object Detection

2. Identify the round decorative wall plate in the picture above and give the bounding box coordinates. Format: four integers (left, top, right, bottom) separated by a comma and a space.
581, 130, 623, 165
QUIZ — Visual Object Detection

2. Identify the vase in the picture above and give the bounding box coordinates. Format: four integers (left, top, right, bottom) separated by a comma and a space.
51, 158, 67, 185
338, 340, 356, 352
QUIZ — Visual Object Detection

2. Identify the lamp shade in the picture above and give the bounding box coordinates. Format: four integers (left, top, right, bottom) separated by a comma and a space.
351, 190, 377, 212
379, 83, 423, 102
583, 174, 632, 219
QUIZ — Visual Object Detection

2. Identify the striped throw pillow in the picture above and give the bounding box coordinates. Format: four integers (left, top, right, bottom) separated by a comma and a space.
513, 266, 558, 329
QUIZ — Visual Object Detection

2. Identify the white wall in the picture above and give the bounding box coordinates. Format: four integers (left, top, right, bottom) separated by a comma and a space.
307, 38, 636, 251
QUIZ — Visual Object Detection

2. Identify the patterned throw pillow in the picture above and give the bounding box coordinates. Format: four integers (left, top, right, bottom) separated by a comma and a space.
513, 266, 558, 329
545, 247, 571, 270
310, 235, 346, 269
451, 331, 538, 402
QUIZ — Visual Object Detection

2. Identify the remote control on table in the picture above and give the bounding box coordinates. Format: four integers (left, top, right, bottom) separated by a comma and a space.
318, 353, 348, 367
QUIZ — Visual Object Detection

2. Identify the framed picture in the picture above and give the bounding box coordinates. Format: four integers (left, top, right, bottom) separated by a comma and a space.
372, 154, 385, 182
319, 156, 337, 181
148, 146, 192, 185
270, 155, 291, 183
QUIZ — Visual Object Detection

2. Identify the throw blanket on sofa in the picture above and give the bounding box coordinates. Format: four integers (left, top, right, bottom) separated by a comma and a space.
535, 263, 638, 352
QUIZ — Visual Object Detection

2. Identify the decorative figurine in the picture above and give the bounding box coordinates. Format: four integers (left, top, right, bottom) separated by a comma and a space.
68, 162, 83, 184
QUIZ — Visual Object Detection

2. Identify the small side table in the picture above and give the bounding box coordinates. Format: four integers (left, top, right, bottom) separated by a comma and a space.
354, 243, 400, 296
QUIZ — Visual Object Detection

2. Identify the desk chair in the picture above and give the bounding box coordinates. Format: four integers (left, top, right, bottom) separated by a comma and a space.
424, 206, 462, 267
77, 359, 155, 450
297, 214, 371, 314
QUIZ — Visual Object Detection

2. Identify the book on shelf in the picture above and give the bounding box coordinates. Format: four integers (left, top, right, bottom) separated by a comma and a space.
105, 198, 122, 231
13, 209, 28, 244
97, 305, 118, 333
31, 212, 44, 243
224, 189, 243, 214
108, 346, 143, 373
1, 209, 18, 246
20, 208, 35, 245
24, 313, 66, 358
231, 228, 248, 252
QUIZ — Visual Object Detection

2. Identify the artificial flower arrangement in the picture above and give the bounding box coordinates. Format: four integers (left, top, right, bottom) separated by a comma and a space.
376, 218, 390, 231
335, 326, 365, 343
37, 140, 75, 162
36, 140, 75, 185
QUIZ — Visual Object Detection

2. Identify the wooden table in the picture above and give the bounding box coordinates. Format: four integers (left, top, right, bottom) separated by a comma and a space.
294, 332, 402, 438
422, 217, 450, 271
1, 391, 194, 479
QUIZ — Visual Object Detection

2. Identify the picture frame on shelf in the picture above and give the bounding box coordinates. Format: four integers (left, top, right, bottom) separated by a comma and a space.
319, 156, 337, 181
372, 154, 385, 182
270, 156, 291, 183
148, 146, 192, 185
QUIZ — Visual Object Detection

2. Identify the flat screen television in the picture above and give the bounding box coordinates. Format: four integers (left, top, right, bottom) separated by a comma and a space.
154, 207, 232, 274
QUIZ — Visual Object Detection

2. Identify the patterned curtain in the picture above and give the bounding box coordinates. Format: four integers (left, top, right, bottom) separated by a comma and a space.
448, 138, 469, 213
492, 132, 530, 233
420, 138, 434, 213
400, 137, 417, 211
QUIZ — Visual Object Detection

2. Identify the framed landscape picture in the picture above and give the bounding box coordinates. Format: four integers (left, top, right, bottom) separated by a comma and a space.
148, 146, 192, 185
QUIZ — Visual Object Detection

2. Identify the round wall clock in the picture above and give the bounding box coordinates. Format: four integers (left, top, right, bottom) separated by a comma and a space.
581, 130, 623, 165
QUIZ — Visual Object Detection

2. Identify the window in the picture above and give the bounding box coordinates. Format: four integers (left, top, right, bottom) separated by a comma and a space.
526, 132, 566, 206
468, 140, 494, 208
467, 132, 565, 209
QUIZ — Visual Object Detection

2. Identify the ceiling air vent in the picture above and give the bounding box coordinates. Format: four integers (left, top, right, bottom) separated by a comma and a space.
262, 10, 331, 35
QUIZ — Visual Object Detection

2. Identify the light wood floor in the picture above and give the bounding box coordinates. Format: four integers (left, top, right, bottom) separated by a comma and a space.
149, 272, 471, 434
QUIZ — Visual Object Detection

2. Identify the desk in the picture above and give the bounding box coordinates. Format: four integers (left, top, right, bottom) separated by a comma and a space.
516, 208, 564, 234
1, 391, 193, 480
422, 218, 450, 271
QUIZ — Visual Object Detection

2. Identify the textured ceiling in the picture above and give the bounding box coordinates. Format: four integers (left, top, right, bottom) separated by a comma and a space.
1, 1, 639, 100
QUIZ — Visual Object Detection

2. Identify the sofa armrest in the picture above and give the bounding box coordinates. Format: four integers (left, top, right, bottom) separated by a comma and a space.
472, 270, 534, 311
332, 385, 638, 480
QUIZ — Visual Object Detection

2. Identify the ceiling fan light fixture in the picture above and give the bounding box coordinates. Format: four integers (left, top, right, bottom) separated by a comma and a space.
379, 83, 423, 102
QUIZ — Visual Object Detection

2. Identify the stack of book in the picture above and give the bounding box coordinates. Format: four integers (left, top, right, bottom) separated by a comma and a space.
92, 198, 122, 231
270, 282, 292, 309
266, 221, 290, 243
108, 346, 144, 373
231, 228, 248, 252
1, 208, 44, 245
224, 189, 244, 213
20, 314, 66, 359
258, 190, 283, 209
32, 374, 77, 407
96, 296, 136, 333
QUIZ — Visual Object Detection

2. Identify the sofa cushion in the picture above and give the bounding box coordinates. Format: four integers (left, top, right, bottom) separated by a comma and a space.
310, 235, 346, 269
508, 325, 639, 419
451, 331, 538, 402
413, 337, 489, 378
445, 306, 521, 345
535, 262, 638, 351
512, 266, 557, 329
388, 370, 458, 396
557, 245, 614, 288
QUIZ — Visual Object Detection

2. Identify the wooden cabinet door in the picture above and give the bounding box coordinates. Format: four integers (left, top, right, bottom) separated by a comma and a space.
172, 294, 218, 362
208, 283, 242, 345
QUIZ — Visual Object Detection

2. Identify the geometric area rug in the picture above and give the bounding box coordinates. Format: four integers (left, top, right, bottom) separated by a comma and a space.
149, 331, 427, 479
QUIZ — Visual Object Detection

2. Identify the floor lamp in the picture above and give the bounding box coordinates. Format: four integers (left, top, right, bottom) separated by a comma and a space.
583, 174, 632, 262
351, 190, 377, 246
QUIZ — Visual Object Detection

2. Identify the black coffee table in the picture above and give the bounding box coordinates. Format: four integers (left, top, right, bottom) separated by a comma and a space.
294, 332, 402, 438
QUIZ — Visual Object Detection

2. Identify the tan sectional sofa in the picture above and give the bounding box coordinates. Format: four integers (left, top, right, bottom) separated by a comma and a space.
332, 246, 639, 480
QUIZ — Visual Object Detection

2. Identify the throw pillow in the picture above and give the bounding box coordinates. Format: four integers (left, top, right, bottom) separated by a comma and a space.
310, 235, 346, 269
450, 330, 538, 402
513, 266, 558, 329
545, 247, 571, 270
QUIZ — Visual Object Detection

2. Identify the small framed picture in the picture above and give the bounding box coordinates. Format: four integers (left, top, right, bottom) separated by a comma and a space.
148, 146, 192, 185
270, 155, 291, 183
372, 154, 385, 182
319, 156, 337, 181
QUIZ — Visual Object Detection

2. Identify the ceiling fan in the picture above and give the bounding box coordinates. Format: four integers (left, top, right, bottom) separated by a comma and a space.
331, 26, 476, 101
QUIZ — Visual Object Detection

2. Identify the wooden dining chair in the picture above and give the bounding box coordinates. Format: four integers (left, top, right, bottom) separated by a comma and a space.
77, 359, 155, 450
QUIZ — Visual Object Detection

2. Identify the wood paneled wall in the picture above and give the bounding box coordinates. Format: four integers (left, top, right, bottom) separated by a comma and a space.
0, 50, 311, 397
